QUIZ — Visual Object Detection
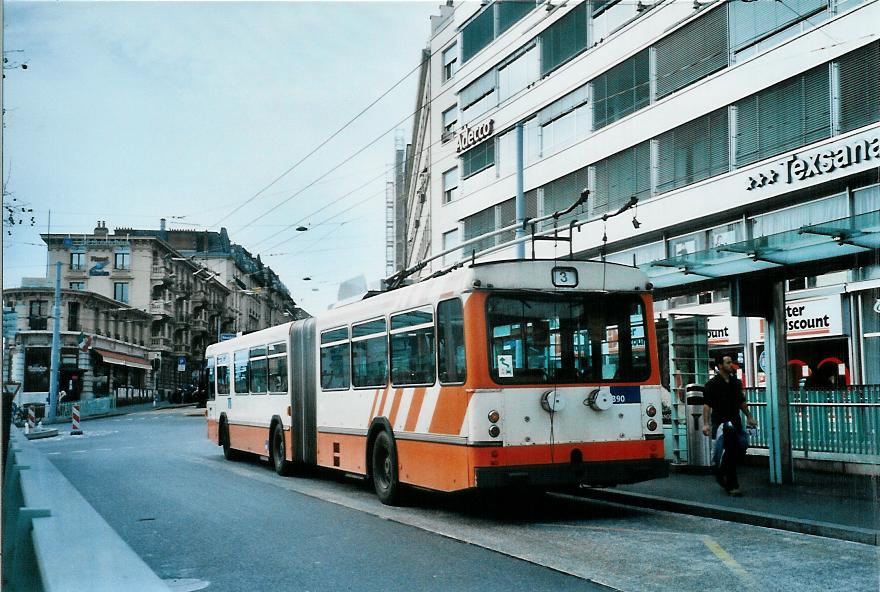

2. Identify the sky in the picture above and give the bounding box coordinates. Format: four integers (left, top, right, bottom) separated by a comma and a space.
2, 0, 440, 314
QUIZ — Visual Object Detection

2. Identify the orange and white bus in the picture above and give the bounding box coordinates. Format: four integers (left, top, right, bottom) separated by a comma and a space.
205, 259, 667, 504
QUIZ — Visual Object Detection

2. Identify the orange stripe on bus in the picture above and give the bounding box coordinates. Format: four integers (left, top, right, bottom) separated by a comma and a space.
376, 386, 390, 418
367, 389, 380, 422
403, 387, 426, 432
387, 389, 404, 426
469, 440, 663, 468
428, 386, 470, 435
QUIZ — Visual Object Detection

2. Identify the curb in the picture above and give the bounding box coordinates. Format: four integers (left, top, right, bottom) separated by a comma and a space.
575, 488, 879, 546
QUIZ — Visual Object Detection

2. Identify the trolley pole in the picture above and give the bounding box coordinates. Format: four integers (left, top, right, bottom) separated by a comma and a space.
515, 122, 525, 259
47, 261, 62, 423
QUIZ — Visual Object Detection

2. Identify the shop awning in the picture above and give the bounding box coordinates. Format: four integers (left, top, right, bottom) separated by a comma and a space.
93, 349, 151, 371
644, 209, 880, 290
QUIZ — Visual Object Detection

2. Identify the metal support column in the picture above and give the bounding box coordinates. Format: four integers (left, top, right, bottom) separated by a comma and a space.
515, 122, 525, 259
764, 280, 794, 484
47, 262, 62, 423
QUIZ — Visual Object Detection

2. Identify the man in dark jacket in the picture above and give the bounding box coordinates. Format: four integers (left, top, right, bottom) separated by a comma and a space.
702, 355, 757, 496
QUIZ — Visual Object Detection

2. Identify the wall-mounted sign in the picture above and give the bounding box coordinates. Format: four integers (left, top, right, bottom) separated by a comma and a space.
707, 315, 740, 345
456, 119, 494, 153
746, 134, 880, 191
751, 295, 843, 341
89, 256, 110, 276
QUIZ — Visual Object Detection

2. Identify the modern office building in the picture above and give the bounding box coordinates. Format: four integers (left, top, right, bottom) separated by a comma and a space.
402, 0, 880, 395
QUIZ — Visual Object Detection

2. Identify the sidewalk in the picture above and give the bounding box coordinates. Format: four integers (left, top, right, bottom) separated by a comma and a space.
577, 463, 879, 545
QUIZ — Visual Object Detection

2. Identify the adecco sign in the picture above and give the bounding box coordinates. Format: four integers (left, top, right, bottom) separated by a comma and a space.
751, 295, 843, 341
456, 119, 494, 153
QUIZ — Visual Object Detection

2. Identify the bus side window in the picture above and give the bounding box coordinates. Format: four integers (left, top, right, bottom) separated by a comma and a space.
215, 353, 229, 395
437, 298, 466, 384
320, 327, 350, 391
234, 350, 248, 394
206, 356, 216, 399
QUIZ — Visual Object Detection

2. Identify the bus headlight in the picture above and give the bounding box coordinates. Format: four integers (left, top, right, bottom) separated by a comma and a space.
645, 404, 657, 417
488, 425, 501, 438
646, 419, 658, 431
487, 410, 500, 423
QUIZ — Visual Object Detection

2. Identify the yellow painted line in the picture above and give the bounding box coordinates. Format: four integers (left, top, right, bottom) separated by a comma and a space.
703, 536, 758, 590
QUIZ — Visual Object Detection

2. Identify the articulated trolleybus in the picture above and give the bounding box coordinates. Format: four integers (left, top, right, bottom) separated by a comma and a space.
206, 259, 667, 504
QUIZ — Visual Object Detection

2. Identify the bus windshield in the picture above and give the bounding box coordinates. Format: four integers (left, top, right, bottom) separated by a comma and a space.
487, 292, 650, 384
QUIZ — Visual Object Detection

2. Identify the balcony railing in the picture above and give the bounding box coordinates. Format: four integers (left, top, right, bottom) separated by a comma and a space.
191, 319, 208, 333
745, 386, 880, 459
28, 316, 47, 331
150, 336, 172, 351
149, 300, 173, 317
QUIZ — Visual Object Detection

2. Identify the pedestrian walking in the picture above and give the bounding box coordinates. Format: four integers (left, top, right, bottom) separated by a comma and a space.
701, 355, 758, 496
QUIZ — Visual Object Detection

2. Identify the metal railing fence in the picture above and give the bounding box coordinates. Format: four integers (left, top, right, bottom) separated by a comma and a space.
745, 386, 880, 458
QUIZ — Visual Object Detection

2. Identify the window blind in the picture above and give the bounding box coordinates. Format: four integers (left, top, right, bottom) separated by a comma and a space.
540, 2, 589, 76
729, 0, 826, 52
657, 108, 729, 194
460, 69, 497, 110
461, 138, 496, 178
838, 41, 880, 133
655, 6, 728, 100
593, 141, 651, 214
735, 65, 831, 167
462, 8, 494, 63
498, 1, 535, 36
592, 50, 650, 130
541, 165, 590, 228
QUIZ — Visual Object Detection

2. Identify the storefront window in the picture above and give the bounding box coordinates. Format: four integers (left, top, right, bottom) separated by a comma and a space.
861, 289, 880, 384
24, 347, 51, 392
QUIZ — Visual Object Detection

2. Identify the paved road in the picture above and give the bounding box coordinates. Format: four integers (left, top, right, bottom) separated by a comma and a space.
32, 409, 878, 592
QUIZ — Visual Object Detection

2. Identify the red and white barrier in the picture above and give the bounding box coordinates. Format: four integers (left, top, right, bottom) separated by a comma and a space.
27, 406, 36, 432
71, 404, 83, 435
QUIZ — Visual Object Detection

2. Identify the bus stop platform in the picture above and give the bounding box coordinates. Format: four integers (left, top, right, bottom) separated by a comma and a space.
576, 463, 879, 546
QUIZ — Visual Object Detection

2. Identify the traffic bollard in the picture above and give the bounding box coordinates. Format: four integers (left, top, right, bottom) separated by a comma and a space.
71, 403, 83, 435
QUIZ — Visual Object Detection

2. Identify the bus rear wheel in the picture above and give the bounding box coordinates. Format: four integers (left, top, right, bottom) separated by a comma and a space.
271, 423, 292, 476
371, 430, 402, 506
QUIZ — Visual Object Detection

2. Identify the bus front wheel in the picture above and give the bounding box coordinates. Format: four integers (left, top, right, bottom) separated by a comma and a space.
221, 422, 239, 461
371, 430, 402, 506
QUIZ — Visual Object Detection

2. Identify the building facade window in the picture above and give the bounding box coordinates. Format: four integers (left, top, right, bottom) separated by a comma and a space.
461, 1, 534, 64
540, 1, 588, 76
655, 6, 728, 100
538, 85, 590, 158
461, 137, 496, 178
70, 252, 86, 270
591, 141, 651, 213
498, 44, 539, 102
114, 252, 130, 270
442, 167, 459, 203
591, 49, 650, 130
442, 42, 458, 82
838, 41, 880, 134
442, 105, 458, 135
460, 69, 497, 123
442, 229, 460, 266
69, 281, 85, 291
729, 0, 827, 59
462, 206, 497, 257
656, 107, 729, 194
24, 347, 51, 392
735, 64, 831, 167
591, 0, 653, 42
114, 282, 129, 303
67, 301, 80, 332
28, 300, 48, 330
541, 167, 589, 228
